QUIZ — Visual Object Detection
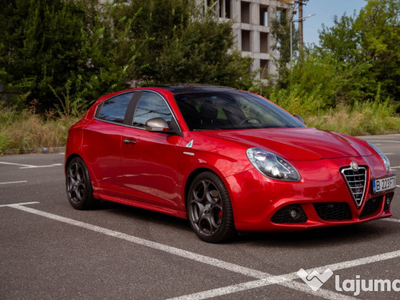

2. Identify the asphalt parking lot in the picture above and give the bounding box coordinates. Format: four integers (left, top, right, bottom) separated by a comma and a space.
1, 134, 399, 299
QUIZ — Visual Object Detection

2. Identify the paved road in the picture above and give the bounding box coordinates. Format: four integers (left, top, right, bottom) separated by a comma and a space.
1, 134, 399, 299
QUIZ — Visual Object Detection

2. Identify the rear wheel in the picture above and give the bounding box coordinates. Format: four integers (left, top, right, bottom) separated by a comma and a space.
66, 157, 97, 210
187, 172, 236, 243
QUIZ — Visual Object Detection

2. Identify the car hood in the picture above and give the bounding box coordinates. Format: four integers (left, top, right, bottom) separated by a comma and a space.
201, 127, 374, 161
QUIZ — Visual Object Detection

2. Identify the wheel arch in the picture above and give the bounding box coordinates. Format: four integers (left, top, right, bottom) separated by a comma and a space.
184, 167, 233, 207
65, 153, 101, 199
65, 153, 81, 174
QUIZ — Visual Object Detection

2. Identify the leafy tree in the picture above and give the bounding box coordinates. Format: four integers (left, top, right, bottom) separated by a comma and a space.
269, 9, 298, 87
1, 0, 254, 111
156, 13, 253, 87
0, 0, 86, 109
318, 0, 400, 104
70, 0, 143, 104
110, 0, 254, 88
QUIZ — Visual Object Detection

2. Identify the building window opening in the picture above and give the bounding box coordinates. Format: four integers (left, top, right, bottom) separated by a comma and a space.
241, 1, 250, 23
260, 5, 268, 26
241, 30, 251, 52
225, 0, 231, 18
260, 32, 269, 53
260, 60, 269, 79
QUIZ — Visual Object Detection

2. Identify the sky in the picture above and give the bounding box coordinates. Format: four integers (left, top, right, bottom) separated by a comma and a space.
301, 0, 367, 45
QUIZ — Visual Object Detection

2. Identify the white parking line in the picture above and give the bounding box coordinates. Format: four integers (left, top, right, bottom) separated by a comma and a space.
0, 180, 28, 185
4, 203, 268, 278
0, 201, 39, 208
0, 161, 62, 169
0, 161, 36, 168
3, 202, 399, 300
382, 218, 400, 224
365, 140, 400, 143
170, 249, 400, 300
19, 163, 62, 169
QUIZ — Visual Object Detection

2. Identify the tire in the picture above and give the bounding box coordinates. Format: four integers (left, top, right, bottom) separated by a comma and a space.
187, 171, 236, 243
66, 157, 97, 210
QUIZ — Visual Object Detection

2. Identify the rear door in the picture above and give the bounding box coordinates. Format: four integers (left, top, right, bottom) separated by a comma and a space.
83, 92, 135, 197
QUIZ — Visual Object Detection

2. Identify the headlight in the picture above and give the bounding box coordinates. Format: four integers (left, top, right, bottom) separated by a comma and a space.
367, 141, 390, 172
246, 148, 301, 181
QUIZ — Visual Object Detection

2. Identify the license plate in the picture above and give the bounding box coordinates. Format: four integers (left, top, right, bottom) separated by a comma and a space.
373, 176, 397, 193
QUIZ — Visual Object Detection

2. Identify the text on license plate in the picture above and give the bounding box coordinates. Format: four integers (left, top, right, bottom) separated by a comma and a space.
373, 176, 396, 193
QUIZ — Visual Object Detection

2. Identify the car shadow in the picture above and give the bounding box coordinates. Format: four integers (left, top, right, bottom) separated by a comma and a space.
93, 200, 396, 247
95, 200, 192, 231
234, 221, 396, 248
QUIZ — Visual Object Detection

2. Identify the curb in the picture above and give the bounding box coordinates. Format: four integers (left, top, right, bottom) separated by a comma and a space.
2, 147, 66, 156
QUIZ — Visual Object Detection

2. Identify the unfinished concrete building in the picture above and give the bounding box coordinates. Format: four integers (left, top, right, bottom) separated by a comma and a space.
201, 0, 291, 78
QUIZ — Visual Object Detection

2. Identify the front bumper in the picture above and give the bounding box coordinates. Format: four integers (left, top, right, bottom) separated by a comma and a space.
226, 156, 396, 231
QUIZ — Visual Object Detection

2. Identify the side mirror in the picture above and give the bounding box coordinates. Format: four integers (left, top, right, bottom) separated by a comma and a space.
145, 118, 170, 132
293, 114, 304, 124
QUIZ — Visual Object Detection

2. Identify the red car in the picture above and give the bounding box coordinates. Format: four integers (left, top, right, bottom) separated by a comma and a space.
65, 85, 396, 243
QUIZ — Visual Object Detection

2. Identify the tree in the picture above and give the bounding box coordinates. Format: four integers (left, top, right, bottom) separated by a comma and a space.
318, 0, 400, 103
269, 8, 298, 87
1, 0, 255, 111
110, 0, 254, 88
0, 0, 86, 109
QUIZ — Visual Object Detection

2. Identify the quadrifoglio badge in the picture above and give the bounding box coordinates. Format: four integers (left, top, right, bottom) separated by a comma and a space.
298, 268, 400, 296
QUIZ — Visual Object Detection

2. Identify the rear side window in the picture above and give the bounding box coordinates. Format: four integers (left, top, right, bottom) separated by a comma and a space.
97, 93, 133, 123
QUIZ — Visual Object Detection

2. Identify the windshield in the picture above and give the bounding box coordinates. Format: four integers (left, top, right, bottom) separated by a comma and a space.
174, 91, 305, 131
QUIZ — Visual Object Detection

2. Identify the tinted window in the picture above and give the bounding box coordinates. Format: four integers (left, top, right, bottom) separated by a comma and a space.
133, 92, 172, 127
97, 93, 133, 123
174, 91, 305, 130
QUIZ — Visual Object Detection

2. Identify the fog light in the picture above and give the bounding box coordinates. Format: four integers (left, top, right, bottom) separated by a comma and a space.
290, 209, 299, 219
384, 193, 394, 211
271, 204, 307, 224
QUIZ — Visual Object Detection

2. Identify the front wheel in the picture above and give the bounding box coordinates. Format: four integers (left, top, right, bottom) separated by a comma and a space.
187, 172, 236, 243
66, 157, 97, 210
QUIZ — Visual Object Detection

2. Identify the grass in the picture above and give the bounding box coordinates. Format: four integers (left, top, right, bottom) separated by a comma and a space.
305, 101, 400, 136
265, 85, 400, 136
0, 107, 80, 154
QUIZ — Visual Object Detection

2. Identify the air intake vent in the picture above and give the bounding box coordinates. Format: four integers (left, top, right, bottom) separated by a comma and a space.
313, 202, 352, 221
341, 166, 367, 207
360, 196, 382, 218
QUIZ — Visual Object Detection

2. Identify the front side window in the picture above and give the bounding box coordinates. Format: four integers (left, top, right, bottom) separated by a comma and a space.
133, 92, 172, 127
97, 92, 133, 123
174, 91, 305, 131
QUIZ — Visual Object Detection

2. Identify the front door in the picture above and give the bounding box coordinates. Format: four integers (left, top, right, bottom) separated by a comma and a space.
120, 91, 183, 211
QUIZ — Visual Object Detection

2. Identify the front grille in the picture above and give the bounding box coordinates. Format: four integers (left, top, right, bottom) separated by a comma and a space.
271, 205, 308, 224
341, 166, 367, 207
313, 202, 352, 221
360, 196, 382, 218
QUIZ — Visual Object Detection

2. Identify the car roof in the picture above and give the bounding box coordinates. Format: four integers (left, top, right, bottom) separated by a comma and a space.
152, 84, 238, 94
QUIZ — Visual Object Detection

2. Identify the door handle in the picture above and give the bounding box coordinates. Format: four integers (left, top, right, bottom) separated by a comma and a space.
123, 138, 137, 144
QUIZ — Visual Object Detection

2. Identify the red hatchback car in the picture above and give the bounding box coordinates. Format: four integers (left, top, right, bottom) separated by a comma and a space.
65, 85, 396, 242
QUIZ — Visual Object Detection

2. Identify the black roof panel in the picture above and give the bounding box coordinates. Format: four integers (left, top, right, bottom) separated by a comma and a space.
154, 84, 237, 94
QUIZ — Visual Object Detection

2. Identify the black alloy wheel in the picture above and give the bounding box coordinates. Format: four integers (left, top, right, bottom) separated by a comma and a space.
66, 157, 97, 210
187, 171, 236, 243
